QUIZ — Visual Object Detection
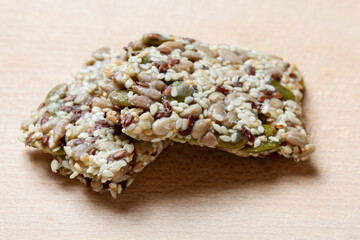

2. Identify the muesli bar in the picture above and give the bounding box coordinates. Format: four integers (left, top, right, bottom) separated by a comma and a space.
100, 33, 314, 161
20, 49, 170, 197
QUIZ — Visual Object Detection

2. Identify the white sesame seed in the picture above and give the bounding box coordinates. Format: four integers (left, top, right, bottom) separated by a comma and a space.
173, 106, 184, 113
258, 125, 265, 134
199, 99, 209, 108
213, 123, 221, 133
254, 139, 261, 148
124, 143, 135, 153
184, 96, 194, 104
176, 119, 182, 129
220, 126, 229, 135
219, 135, 231, 142
213, 114, 224, 121
170, 101, 178, 107
149, 104, 158, 115
231, 132, 237, 142
171, 87, 178, 97
70, 172, 79, 179
50, 160, 59, 173
103, 170, 114, 178
74, 163, 82, 172
78, 132, 89, 139
269, 136, 279, 142
261, 104, 270, 114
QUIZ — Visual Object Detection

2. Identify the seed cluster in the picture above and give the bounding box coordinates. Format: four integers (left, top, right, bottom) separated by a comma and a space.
20, 33, 315, 199
20, 48, 170, 198
98, 33, 314, 161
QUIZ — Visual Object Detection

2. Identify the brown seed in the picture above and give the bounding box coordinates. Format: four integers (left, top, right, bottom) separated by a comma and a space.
169, 59, 180, 67
246, 65, 256, 75
40, 113, 50, 125
123, 114, 134, 127
242, 127, 255, 143
98, 120, 109, 127
63, 95, 76, 102
60, 106, 72, 112
135, 81, 150, 88
152, 62, 160, 68
25, 133, 33, 146
289, 73, 297, 79
152, 62, 169, 73
90, 149, 97, 155
74, 139, 85, 145
85, 95, 96, 106
158, 47, 172, 54
41, 134, 50, 145
91, 137, 99, 143
106, 156, 114, 163
258, 95, 271, 103
271, 92, 282, 99
112, 150, 128, 160
163, 100, 172, 112
216, 85, 229, 95
233, 81, 243, 87
70, 113, 81, 123
250, 101, 261, 111
37, 102, 46, 110
260, 90, 272, 95
188, 115, 195, 129
178, 128, 191, 136
154, 111, 166, 120
286, 121, 296, 127
158, 63, 169, 73
148, 33, 162, 40
154, 100, 172, 119
72, 105, 82, 114
163, 86, 172, 96
271, 73, 282, 81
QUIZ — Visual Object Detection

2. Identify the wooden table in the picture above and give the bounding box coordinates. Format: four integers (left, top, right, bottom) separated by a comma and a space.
1, 0, 359, 239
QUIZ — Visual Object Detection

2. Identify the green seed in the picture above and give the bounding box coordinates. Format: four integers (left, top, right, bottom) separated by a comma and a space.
46, 83, 67, 105
262, 124, 276, 137
217, 132, 246, 149
243, 141, 281, 153
142, 56, 152, 64
34, 141, 65, 156
172, 81, 194, 102
173, 136, 197, 144
109, 90, 132, 107
269, 80, 295, 100
46, 83, 67, 115
42, 147, 65, 156
142, 33, 172, 46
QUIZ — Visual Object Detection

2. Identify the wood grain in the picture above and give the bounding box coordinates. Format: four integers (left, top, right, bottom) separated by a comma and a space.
0, 0, 359, 239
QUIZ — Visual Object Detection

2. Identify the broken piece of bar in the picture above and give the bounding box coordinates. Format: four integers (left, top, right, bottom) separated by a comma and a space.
20, 49, 170, 198
100, 33, 314, 161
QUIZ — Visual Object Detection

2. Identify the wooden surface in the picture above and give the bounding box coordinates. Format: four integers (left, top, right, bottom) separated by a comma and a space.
1, 0, 359, 239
